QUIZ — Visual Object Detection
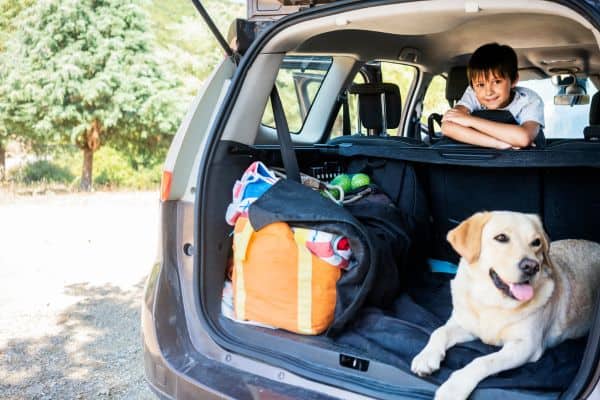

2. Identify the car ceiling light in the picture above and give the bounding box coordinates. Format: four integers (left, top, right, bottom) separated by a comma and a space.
335, 17, 349, 26
465, 1, 480, 13
541, 58, 577, 65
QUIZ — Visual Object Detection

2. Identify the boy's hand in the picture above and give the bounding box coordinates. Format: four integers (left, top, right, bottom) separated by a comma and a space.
443, 107, 472, 127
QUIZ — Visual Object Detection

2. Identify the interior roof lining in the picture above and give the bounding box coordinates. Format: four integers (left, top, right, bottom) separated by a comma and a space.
260, 0, 600, 76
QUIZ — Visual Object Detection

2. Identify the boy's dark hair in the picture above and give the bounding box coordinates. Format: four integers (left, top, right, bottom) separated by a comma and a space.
467, 43, 518, 84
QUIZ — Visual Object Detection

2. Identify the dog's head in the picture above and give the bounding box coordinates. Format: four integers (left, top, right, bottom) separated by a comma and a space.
447, 211, 550, 303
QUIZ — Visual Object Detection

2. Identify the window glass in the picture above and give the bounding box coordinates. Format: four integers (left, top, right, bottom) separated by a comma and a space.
422, 75, 449, 124
380, 62, 417, 135
330, 73, 365, 138
518, 78, 598, 139
330, 62, 416, 138
261, 56, 333, 133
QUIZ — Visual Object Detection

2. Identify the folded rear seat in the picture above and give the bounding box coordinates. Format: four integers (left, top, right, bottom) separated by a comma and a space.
428, 164, 542, 263
543, 91, 600, 243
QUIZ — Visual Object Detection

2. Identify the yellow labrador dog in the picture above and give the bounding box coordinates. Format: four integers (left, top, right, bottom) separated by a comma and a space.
411, 211, 600, 400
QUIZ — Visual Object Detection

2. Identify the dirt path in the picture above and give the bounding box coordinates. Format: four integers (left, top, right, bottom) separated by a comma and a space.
0, 192, 158, 399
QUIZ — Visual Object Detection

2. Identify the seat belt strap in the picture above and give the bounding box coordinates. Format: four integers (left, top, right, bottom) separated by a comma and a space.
342, 92, 351, 136
270, 86, 301, 183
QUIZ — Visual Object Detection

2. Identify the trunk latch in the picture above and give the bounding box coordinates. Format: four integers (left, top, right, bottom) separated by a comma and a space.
339, 354, 369, 371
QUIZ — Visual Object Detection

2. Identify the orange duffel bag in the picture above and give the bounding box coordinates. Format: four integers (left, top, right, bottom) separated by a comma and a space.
232, 216, 342, 335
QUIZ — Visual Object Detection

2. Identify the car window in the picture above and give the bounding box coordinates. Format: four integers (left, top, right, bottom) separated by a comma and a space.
330, 62, 416, 138
422, 75, 449, 124
261, 56, 333, 133
519, 78, 598, 139
380, 62, 417, 135
330, 73, 366, 138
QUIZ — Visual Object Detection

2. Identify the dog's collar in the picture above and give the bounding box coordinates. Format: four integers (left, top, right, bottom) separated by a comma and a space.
489, 268, 518, 301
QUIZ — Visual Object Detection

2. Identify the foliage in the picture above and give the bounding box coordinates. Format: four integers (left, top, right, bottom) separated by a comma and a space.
0, 0, 35, 51
92, 146, 161, 189
0, 0, 188, 189
52, 145, 161, 189
422, 75, 450, 123
148, 0, 245, 95
9, 159, 74, 184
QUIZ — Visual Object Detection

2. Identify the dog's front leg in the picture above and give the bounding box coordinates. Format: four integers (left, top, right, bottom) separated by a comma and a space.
435, 339, 537, 400
411, 316, 475, 377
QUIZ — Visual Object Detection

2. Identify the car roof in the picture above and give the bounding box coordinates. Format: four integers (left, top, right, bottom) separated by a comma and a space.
260, 1, 600, 79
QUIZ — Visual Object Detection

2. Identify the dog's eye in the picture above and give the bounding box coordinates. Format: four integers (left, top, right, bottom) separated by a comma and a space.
531, 238, 542, 247
494, 234, 509, 243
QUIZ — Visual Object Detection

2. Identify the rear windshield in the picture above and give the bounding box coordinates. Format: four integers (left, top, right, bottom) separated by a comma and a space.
261, 55, 333, 133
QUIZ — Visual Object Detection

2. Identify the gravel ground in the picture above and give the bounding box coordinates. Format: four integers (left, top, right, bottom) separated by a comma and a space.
0, 191, 159, 399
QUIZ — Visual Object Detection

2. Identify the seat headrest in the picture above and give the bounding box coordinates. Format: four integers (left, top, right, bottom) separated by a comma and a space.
445, 66, 469, 106
590, 91, 600, 126
348, 83, 401, 132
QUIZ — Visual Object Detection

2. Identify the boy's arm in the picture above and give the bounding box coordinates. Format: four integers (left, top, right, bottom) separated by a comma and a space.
445, 109, 539, 148
441, 106, 513, 149
441, 121, 513, 149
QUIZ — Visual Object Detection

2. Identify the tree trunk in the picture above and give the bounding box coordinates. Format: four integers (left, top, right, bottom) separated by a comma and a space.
0, 144, 5, 181
79, 120, 102, 191
80, 146, 93, 191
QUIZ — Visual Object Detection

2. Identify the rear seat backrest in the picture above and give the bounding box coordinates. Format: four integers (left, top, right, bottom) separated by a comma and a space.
584, 92, 600, 141
544, 93, 600, 243
427, 165, 542, 263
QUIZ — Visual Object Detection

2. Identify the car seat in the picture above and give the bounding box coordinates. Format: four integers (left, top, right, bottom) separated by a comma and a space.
329, 82, 423, 146
348, 82, 401, 136
584, 91, 600, 141
427, 66, 469, 142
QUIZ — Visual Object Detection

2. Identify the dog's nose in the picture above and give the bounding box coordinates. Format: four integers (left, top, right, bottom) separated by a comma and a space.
518, 258, 540, 276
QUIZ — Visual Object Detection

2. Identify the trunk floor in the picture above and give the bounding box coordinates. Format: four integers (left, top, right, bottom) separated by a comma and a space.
220, 273, 586, 392
335, 273, 586, 391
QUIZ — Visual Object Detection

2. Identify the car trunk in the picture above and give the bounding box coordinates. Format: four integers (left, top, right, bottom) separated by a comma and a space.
197, 138, 600, 399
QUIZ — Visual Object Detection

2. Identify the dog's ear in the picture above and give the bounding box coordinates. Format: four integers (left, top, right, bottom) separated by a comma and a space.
447, 212, 491, 264
526, 214, 551, 264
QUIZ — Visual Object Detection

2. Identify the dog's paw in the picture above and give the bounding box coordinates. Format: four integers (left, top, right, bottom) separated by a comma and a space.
411, 349, 444, 377
434, 372, 475, 400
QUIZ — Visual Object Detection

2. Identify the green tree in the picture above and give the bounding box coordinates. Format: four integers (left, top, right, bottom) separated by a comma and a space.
0, 0, 35, 179
0, 0, 186, 190
148, 0, 245, 96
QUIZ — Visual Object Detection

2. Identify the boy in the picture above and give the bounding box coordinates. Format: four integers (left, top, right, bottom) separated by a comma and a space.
442, 43, 544, 149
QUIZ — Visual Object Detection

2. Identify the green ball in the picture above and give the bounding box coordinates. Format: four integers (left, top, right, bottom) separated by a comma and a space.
321, 188, 339, 199
330, 174, 352, 193
351, 173, 371, 190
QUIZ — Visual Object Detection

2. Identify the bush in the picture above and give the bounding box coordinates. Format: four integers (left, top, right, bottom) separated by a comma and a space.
10, 159, 75, 184
92, 146, 161, 190
14, 146, 162, 190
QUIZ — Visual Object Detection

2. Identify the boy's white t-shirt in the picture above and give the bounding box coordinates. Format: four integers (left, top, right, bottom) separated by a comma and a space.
457, 86, 545, 127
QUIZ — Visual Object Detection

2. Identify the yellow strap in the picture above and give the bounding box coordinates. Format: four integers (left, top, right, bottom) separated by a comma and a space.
234, 219, 254, 320
294, 228, 313, 334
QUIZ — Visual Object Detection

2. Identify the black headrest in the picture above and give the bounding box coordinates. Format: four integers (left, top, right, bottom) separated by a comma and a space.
590, 91, 600, 126
349, 83, 401, 132
584, 126, 600, 141
445, 66, 469, 105
471, 109, 517, 125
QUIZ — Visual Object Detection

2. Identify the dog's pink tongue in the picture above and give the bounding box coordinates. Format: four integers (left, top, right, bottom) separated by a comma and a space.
509, 283, 534, 301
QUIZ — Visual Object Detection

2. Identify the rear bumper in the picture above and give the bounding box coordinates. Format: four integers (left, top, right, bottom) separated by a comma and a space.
141, 260, 341, 400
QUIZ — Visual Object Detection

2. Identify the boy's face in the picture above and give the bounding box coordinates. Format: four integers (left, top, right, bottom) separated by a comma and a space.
471, 70, 518, 110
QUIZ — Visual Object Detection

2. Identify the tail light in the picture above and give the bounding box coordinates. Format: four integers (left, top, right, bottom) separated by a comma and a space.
160, 170, 173, 202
